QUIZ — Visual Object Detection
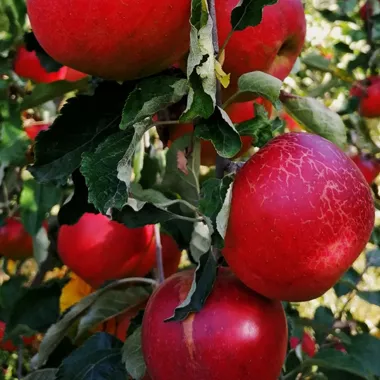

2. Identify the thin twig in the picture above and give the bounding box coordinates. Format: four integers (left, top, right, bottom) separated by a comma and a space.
154, 224, 165, 284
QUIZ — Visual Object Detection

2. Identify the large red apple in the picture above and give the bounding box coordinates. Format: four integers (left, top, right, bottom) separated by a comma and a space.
142, 268, 288, 380
26, 0, 191, 80
351, 154, 380, 184
0, 321, 35, 352
13, 46, 66, 83
168, 98, 272, 166
350, 76, 380, 118
57, 213, 156, 288
223, 133, 375, 301
0, 218, 47, 260
216, 0, 306, 101
142, 268, 287, 380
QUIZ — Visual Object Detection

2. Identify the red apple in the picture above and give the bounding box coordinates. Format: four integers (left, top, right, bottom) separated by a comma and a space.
223, 133, 375, 301
290, 332, 316, 357
64, 67, 88, 82
13, 46, 66, 83
26, 0, 191, 80
142, 268, 288, 380
0, 321, 35, 352
168, 98, 272, 166
281, 111, 302, 132
0, 218, 47, 260
217, 0, 306, 101
24, 122, 50, 141
57, 213, 156, 288
359, 1, 380, 20
350, 76, 380, 118
351, 154, 380, 184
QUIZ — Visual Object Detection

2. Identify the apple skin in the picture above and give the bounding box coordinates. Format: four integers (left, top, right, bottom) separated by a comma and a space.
281, 111, 302, 132
169, 98, 272, 166
13, 47, 66, 83
26, 0, 191, 81
64, 67, 88, 82
359, 1, 380, 20
290, 332, 316, 357
57, 213, 156, 288
142, 268, 288, 380
216, 0, 306, 101
0, 321, 35, 352
0, 218, 47, 260
350, 76, 380, 118
223, 133, 375, 302
351, 154, 380, 185
24, 122, 50, 141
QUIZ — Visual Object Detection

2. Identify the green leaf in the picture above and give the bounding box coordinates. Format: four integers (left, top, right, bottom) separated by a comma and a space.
20, 179, 61, 236
313, 306, 335, 344
161, 134, 200, 206
236, 71, 282, 108
334, 268, 360, 297
165, 252, 218, 322
23, 369, 58, 380
302, 53, 332, 72
0, 276, 27, 323
56, 333, 127, 380
281, 94, 347, 148
230, 0, 277, 30
77, 287, 150, 340
5, 279, 67, 341
122, 326, 146, 380
120, 76, 188, 129
357, 291, 380, 307
22, 79, 88, 110
366, 249, 380, 267
237, 103, 275, 147
81, 120, 152, 213
29, 82, 130, 185
308, 349, 370, 379
0, 121, 29, 166
181, 0, 216, 121
195, 106, 241, 158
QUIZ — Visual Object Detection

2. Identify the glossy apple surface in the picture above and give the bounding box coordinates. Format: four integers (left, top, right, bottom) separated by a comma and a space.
57, 213, 156, 288
223, 133, 375, 301
142, 268, 288, 380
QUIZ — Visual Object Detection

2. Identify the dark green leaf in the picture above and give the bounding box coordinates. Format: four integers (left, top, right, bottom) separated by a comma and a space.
195, 106, 241, 158
366, 249, 380, 267
0, 276, 27, 323
56, 333, 127, 380
0, 121, 29, 166
357, 291, 380, 307
23, 369, 58, 380
231, 0, 277, 30
29, 82, 130, 185
165, 252, 218, 322
122, 326, 146, 380
334, 268, 360, 297
120, 76, 188, 129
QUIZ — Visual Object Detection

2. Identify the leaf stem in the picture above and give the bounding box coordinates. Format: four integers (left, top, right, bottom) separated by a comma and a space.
154, 224, 165, 284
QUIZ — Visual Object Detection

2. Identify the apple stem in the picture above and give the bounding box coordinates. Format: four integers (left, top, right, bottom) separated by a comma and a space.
154, 224, 165, 284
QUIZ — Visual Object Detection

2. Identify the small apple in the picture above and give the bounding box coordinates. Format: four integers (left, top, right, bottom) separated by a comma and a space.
57, 213, 156, 288
24, 122, 50, 141
359, 1, 380, 20
223, 133, 375, 301
290, 332, 316, 357
142, 268, 288, 380
350, 76, 380, 118
0, 218, 47, 260
13, 46, 66, 83
351, 153, 380, 184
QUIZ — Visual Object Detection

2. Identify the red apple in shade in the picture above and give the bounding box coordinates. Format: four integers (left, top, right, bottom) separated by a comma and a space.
26, 0, 191, 81
0, 321, 35, 352
351, 154, 380, 184
57, 213, 156, 289
359, 0, 380, 20
281, 111, 302, 132
216, 0, 306, 101
64, 67, 87, 82
350, 76, 380, 118
168, 98, 273, 166
142, 268, 288, 380
0, 218, 47, 260
24, 122, 50, 141
13, 46, 66, 83
223, 133, 375, 302
290, 332, 316, 357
